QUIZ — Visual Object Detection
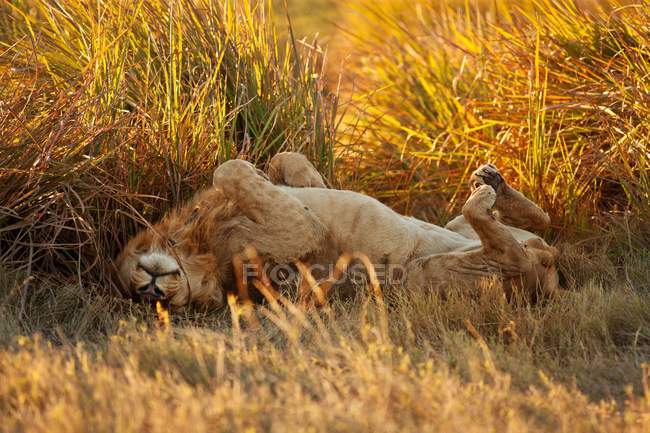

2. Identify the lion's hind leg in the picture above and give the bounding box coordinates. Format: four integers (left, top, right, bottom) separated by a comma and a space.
410, 185, 557, 299
460, 184, 523, 254
267, 152, 327, 188
470, 164, 550, 230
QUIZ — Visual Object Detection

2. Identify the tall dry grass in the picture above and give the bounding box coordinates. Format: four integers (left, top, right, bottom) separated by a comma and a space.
340, 0, 650, 236
0, 0, 337, 292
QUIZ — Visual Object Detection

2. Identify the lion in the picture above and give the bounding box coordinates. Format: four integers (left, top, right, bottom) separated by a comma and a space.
116, 152, 560, 308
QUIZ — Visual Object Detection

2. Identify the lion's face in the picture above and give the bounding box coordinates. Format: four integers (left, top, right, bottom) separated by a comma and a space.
127, 251, 186, 303
118, 241, 191, 307
116, 227, 223, 308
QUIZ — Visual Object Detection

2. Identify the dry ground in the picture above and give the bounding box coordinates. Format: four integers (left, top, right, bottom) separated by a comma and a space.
1, 240, 650, 432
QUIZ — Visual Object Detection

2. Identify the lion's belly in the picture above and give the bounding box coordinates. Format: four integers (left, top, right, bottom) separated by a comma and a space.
282, 187, 472, 265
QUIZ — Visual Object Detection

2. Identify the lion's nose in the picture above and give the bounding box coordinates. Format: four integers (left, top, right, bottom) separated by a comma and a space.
138, 283, 165, 299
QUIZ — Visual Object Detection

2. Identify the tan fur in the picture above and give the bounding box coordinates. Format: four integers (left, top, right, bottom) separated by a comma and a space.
268, 152, 326, 188
116, 152, 560, 308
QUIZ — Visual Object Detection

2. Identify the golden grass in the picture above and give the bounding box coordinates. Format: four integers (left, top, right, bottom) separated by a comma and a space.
339, 0, 650, 232
0, 0, 337, 291
1, 258, 650, 432
1, 0, 650, 431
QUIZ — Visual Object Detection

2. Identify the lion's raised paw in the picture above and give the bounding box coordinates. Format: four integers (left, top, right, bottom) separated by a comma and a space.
470, 163, 505, 193
462, 184, 497, 218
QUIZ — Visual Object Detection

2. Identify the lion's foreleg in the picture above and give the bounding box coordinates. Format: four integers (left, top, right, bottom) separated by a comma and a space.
212, 159, 327, 263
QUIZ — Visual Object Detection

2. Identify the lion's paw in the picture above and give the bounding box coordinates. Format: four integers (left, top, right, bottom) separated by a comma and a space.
462, 184, 497, 218
470, 163, 505, 193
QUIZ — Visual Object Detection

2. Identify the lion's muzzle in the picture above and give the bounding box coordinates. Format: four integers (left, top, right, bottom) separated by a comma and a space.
135, 265, 181, 300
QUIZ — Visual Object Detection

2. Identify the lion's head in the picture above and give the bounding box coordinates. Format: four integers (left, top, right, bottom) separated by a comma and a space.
115, 188, 237, 309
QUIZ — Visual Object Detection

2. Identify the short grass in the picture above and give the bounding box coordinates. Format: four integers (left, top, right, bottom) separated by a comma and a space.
2, 0, 650, 431
2, 252, 650, 433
